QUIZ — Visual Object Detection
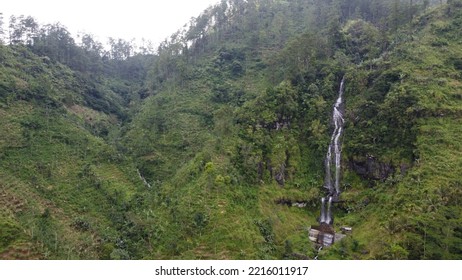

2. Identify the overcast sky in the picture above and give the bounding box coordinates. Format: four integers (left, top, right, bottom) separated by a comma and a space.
2, 0, 220, 47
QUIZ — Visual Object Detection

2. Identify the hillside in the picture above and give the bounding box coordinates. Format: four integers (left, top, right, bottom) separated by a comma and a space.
1, 0, 462, 259
0, 44, 153, 259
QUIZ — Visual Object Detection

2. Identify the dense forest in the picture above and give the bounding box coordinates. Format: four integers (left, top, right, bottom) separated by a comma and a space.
1, 0, 462, 259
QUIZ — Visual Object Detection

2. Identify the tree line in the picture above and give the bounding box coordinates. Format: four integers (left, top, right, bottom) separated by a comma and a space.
0, 14, 155, 61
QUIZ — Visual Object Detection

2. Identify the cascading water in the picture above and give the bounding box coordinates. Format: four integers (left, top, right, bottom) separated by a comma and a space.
320, 197, 327, 224
137, 169, 152, 189
326, 196, 333, 224
320, 76, 346, 225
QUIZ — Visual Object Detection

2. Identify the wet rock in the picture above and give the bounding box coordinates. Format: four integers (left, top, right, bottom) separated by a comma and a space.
275, 198, 309, 207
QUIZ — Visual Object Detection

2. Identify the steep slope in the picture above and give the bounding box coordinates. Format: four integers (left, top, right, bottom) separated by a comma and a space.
1, 0, 461, 260
124, 0, 462, 259
0, 45, 151, 259
334, 4, 462, 259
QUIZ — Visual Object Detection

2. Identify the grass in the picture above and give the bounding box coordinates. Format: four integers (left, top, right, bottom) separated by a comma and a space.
1, 3, 462, 260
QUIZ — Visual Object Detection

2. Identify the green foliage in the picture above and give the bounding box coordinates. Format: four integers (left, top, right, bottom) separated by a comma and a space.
1, 0, 461, 261
255, 219, 275, 244
343, 19, 383, 63
0, 218, 21, 250
103, 1, 462, 260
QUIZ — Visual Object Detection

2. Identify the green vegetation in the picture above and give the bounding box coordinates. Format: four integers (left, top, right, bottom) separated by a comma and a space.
1, 0, 462, 259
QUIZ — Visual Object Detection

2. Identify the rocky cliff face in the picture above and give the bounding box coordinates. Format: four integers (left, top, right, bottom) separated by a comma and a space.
349, 156, 395, 181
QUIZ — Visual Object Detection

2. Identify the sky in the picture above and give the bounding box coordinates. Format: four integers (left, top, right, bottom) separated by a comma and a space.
2, 0, 220, 47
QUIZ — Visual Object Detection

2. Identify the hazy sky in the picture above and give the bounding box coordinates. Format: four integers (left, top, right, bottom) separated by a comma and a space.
2, 0, 220, 47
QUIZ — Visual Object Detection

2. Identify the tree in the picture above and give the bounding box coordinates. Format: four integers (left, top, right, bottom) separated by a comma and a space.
80, 33, 103, 56
9, 15, 20, 44
447, 0, 462, 15
32, 23, 78, 66
0, 13, 4, 44
77, 33, 105, 73
21, 16, 39, 45
423, 0, 430, 9
108, 37, 133, 60
409, 0, 415, 22
8, 15, 39, 45
136, 38, 155, 55
344, 19, 382, 63
391, 0, 401, 31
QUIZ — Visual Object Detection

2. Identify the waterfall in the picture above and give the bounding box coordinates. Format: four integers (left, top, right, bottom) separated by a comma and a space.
320, 197, 326, 223
137, 169, 152, 189
326, 196, 333, 225
319, 196, 333, 225
320, 76, 346, 225
314, 246, 323, 260
324, 76, 346, 199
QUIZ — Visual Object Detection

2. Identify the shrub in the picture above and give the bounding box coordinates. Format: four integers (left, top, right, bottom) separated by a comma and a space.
0, 220, 21, 249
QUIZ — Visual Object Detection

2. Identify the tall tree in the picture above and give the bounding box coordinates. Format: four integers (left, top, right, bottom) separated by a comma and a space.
9, 15, 20, 44
391, 0, 401, 31
409, 0, 415, 22
32, 23, 78, 65
80, 33, 103, 56
137, 38, 155, 55
108, 37, 133, 60
0, 13, 4, 44
21, 16, 39, 45
7, 15, 39, 45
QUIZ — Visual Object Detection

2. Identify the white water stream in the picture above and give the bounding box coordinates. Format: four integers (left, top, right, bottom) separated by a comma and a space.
320, 77, 345, 225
